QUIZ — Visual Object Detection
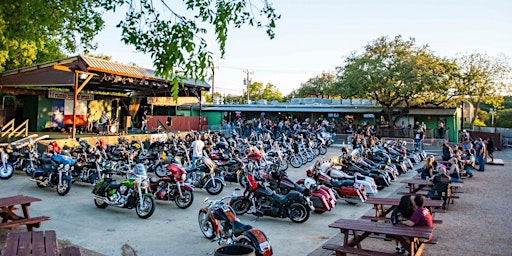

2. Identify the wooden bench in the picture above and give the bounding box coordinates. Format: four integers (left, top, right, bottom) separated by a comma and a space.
0, 216, 51, 231
3, 230, 81, 256
360, 215, 443, 224
61, 246, 82, 256
322, 243, 396, 256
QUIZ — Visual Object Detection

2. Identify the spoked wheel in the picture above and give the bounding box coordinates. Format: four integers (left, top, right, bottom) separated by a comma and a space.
23, 162, 36, 177
279, 161, 288, 172
175, 190, 194, 209
154, 165, 167, 177
198, 210, 215, 239
94, 198, 108, 208
288, 202, 310, 223
56, 179, 71, 196
0, 165, 14, 179
319, 146, 327, 155
289, 156, 302, 168
136, 196, 156, 219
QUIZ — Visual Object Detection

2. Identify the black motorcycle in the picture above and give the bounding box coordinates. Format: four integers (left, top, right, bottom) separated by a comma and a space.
229, 174, 313, 223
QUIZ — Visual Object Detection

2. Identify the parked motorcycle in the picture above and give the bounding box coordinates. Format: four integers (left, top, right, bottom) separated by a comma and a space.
230, 174, 313, 223
28, 153, 74, 196
187, 156, 225, 195
92, 163, 155, 219
149, 163, 194, 209
0, 145, 22, 179
198, 191, 272, 256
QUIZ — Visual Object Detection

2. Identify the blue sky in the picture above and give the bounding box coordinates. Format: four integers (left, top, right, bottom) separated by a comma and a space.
91, 0, 512, 96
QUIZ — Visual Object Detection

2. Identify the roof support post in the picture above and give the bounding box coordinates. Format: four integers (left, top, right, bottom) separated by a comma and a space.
72, 71, 94, 139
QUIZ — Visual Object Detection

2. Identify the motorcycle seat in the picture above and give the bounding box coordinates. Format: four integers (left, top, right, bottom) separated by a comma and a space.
232, 220, 252, 236
271, 192, 289, 204
256, 187, 273, 197
331, 179, 354, 187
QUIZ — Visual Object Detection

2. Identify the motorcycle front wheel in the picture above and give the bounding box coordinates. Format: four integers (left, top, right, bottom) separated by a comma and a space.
56, 179, 71, 196
289, 156, 302, 168
94, 198, 108, 208
198, 209, 215, 239
154, 164, 167, 177
0, 165, 14, 179
175, 190, 194, 209
206, 181, 223, 195
319, 146, 327, 155
23, 162, 36, 176
288, 202, 310, 223
230, 197, 250, 215
136, 196, 155, 219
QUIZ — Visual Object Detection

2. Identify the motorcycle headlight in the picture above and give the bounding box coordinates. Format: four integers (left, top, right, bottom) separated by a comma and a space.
140, 179, 149, 189
64, 164, 70, 171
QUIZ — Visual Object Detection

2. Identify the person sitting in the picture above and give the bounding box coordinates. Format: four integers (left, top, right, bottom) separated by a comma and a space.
447, 158, 461, 182
427, 167, 452, 209
461, 149, 475, 178
442, 141, 453, 161
420, 156, 435, 180
402, 195, 433, 227
391, 195, 415, 253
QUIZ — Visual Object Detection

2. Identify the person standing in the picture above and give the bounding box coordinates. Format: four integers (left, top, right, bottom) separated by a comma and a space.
191, 135, 205, 168
86, 110, 93, 133
486, 137, 495, 163
141, 110, 148, 134
475, 138, 486, 172
414, 128, 424, 150
100, 111, 109, 135
438, 121, 445, 139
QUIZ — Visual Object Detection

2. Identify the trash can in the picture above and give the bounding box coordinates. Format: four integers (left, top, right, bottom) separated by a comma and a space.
214, 244, 255, 256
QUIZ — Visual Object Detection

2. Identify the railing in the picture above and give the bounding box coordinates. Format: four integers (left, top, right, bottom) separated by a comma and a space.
1, 119, 29, 140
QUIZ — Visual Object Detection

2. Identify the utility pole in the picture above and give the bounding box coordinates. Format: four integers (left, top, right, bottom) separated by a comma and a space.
211, 66, 219, 100
243, 69, 253, 104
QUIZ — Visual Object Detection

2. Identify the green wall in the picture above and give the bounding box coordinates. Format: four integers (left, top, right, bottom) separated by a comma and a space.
37, 96, 53, 131
203, 112, 223, 126
22, 95, 38, 131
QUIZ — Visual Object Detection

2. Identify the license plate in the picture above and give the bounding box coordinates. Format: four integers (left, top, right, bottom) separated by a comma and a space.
259, 241, 270, 251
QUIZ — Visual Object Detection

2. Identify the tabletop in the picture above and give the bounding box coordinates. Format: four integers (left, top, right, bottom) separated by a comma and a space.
0, 195, 42, 208
330, 218, 434, 239
365, 197, 444, 208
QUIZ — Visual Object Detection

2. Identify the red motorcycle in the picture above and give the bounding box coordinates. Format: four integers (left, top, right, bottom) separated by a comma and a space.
198, 191, 273, 256
148, 163, 194, 209
306, 161, 367, 205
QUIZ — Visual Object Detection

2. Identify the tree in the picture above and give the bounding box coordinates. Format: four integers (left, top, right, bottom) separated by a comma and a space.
261, 83, 283, 101
455, 53, 511, 129
0, 0, 280, 99
247, 81, 265, 101
289, 72, 336, 99
334, 35, 458, 124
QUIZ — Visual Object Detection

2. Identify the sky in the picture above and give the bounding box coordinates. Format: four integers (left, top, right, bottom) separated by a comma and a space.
90, 0, 512, 96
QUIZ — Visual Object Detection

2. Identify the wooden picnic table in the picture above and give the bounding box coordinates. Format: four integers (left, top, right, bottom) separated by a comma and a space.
362, 197, 444, 224
324, 218, 434, 256
400, 178, 462, 194
0, 195, 51, 231
4, 230, 81, 256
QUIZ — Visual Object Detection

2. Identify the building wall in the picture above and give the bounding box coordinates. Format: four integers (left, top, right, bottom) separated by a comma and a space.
37, 96, 53, 131
203, 112, 222, 127
22, 95, 38, 131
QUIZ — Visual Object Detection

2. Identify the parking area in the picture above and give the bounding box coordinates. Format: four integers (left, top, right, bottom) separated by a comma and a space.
0, 147, 418, 256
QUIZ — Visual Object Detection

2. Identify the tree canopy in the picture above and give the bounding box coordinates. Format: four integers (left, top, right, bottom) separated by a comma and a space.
245, 81, 283, 102
0, 0, 280, 98
288, 72, 336, 99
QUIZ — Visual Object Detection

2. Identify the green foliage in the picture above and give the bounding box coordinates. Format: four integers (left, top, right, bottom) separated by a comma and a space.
334, 35, 459, 124
289, 72, 336, 99
455, 52, 511, 128
476, 109, 489, 125
0, 0, 280, 100
0, 0, 105, 72
495, 109, 512, 128
245, 81, 283, 102
473, 118, 486, 127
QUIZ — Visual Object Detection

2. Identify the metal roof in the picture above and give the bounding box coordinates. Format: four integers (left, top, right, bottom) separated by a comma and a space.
199, 104, 382, 113
407, 108, 456, 116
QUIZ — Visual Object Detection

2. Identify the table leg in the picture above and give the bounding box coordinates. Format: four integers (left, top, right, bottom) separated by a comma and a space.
21, 204, 31, 218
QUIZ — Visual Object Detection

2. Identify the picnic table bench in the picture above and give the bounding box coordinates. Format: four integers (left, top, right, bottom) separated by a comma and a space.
3, 230, 81, 256
0, 195, 51, 231
323, 218, 434, 256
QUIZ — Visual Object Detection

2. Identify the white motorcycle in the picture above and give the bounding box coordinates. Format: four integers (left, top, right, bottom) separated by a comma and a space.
319, 159, 379, 196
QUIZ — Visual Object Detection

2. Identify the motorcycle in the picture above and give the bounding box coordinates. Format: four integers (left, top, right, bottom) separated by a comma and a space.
71, 154, 104, 185
28, 153, 74, 196
148, 163, 194, 209
198, 190, 272, 256
187, 156, 225, 195
323, 158, 378, 195
230, 174, 313, 223
266, 166, 336, 214
0, 145, 22, 179
92, 163, 155, 219
307, 160, 367, 205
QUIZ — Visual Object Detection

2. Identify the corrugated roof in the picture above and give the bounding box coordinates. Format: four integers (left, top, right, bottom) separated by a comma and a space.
407, 108, 456, 116
81, 55, 156, 79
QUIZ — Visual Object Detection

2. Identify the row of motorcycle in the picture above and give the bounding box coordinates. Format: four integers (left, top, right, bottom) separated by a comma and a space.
0, 132, 425, 256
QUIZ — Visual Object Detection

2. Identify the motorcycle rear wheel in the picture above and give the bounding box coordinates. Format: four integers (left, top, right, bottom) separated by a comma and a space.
230, 198, 250, 215
0, 165, 14, 179
57, 179, 71, 196
175, 190, 194, 209
198, 210, 215, 239
289, 202, 310, 223
136, 196, 155, 219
